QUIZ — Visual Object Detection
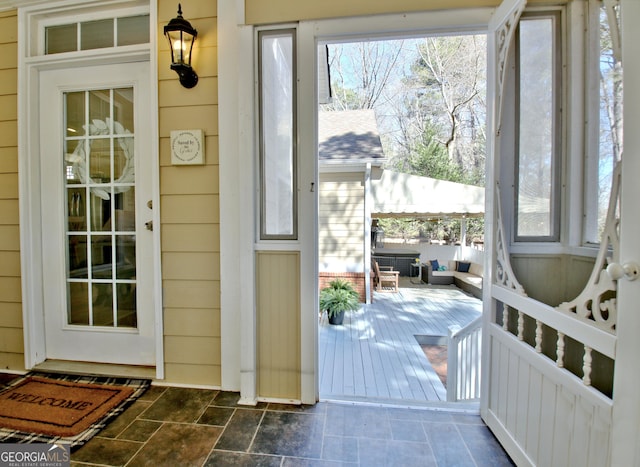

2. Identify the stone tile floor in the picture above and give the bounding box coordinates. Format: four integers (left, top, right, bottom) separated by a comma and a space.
69, 385, 514, 466
1, 374, 514, 466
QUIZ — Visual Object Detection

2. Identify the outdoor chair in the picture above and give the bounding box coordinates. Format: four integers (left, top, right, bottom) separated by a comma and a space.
373, 260, 399, 293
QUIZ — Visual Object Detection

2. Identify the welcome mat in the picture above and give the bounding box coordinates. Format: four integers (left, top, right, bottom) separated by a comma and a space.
0, 372, 149, 449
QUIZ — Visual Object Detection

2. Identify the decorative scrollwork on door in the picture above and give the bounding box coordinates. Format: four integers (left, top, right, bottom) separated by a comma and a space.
557, 161, 621, 333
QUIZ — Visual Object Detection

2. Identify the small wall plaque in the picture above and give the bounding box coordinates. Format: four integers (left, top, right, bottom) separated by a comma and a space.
170, 129, 205, 165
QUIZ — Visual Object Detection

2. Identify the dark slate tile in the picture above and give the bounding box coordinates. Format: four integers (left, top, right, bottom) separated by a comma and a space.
215, 408, 264, 451
118, 419, 162, 442
321, 435, 359, 463
457, 424, 515, 466
325, 404, 391, 439
99, 400, 152, 438
199, 405, 236, 426
251, 411, 324, 458
389, 419, 427, 442
71, 437, 142, 466
357, 438, 436, 467
205, 450, 283, 466
127, 423, 222, 467
137, 385, 168, 402
424, 421, 475, 466
142, 387, 217, 423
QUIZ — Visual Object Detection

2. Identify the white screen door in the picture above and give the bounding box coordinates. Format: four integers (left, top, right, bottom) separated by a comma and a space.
40, 62, 155, 366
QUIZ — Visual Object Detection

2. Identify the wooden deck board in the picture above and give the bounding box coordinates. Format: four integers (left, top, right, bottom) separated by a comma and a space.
319, 281, 481, 404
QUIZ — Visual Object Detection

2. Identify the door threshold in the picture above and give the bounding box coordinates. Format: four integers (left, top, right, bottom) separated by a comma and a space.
320, 395, 480, 413
33, 360, 156, 380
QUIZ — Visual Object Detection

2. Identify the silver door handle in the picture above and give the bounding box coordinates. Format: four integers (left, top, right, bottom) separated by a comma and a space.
145, 221, 153, 231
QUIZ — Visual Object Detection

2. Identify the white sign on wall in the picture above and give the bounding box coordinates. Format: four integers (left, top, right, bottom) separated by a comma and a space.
170, 129, 205, 165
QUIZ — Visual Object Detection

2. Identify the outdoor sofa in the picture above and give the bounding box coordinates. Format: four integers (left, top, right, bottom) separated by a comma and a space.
423, 260, 483, 298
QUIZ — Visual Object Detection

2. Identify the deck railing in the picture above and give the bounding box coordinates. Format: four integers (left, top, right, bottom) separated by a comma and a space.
447, 316, 482, 402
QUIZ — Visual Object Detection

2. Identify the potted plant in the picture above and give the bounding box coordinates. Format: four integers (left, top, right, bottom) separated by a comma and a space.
319, 279, 360, 325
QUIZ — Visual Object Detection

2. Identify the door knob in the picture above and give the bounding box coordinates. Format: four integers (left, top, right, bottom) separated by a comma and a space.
606, 262, 639, 281
145, 221, 153, 231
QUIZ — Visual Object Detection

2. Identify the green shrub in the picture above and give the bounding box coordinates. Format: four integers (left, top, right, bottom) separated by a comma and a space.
319, 279, 360, 318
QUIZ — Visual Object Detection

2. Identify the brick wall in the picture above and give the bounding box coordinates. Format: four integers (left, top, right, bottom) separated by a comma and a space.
318, 272, 373, 303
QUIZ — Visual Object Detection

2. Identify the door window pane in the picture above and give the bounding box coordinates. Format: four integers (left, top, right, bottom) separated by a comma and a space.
259, 29, 297, 239
65, 92, 85, 136
89, 138, 112, 182
68, 282, 90, 325
114, 88, 135, 132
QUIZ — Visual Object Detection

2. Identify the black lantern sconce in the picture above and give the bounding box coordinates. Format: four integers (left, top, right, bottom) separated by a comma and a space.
164, 3, 198, 88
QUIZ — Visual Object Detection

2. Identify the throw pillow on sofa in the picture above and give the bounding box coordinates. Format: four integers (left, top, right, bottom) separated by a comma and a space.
429, 259, 439, 270
457, 261, 471, 273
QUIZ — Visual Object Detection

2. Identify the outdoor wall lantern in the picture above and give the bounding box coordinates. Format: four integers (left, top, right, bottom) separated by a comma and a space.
164, 3, 198, 88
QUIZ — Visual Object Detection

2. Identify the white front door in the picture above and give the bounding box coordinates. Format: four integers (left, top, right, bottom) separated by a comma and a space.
39, 62, 155, 366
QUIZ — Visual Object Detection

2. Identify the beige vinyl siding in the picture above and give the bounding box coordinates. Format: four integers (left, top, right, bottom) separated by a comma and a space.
158, 0, 221, 386
256, 251, 301, 400
319, 173, 365, 272
0, 10, 22, 371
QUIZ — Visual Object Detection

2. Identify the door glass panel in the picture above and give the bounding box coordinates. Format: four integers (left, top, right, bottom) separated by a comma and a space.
116, 235, 136, 279
114, 189, 136, 231
90, 194, 112, 232
114, 88, 134, 131
65, 92, 85, 136
68, 235, 88, 278
117, 283, 137, 327
64, 87, 137, 329
89, 90, 112, 123
67, 188, 86, 231
114, 137, 135, 181
91, 235, 112, 278
92, 284, 114, 326
89, 138, 112, 182
69, 283, 90, 325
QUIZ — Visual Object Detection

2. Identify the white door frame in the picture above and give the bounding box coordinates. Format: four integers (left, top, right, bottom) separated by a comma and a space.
610, 0, 640, 463
39, 62, 156, 366
17, 2, 163, 377
218, 0, 495, 403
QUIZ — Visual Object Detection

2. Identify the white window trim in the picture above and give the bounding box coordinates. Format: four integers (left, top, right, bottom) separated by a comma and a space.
17, 0, 163, 378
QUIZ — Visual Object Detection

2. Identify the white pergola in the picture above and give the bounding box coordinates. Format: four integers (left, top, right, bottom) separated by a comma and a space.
370, 170, 485, 244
